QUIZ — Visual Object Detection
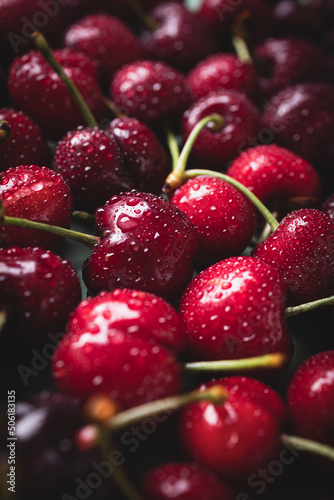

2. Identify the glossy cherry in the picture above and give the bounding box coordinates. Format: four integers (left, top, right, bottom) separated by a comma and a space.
253, 209, 334, 305
67, 288, 186, 356
0, 165, 73, 249
171, 175, 256, 264
182, 90, 262, 168
0, 108, 50, 172
0, 247, 81, 339
322, 193, 334, 220
53, 326, 181, 409
179, 256, 292, 363
83, 191, 199, 300
141, 462, 235, 500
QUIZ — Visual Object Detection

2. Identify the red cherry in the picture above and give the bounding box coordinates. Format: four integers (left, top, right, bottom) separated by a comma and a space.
0, 165, 73, 250
63, 14, 142, 83
171, 175, 256, 264
253, 209, 334, 305
179, 378, 281, 482
140, 2, 217, 71
0, 107, 50, 172
187, 53, 259, 101
179, 256, 292, 363
141, 462, 235, 500
8, 50, 106, 139
52, 327, 181, 409
287, 351, 334, 446
54, 126, 133, 212
182, 90, 263, 168
107, 116, 170, 195
67, 288, 186, 356
83, 191, 199, 300
110, 60, 193, 126
0, 247, 81, 339
54, 47, 99, 81
263, 82, 334, 174
255, 37, 327, 97
227, 144, 322, 207
322, 193, 334, 220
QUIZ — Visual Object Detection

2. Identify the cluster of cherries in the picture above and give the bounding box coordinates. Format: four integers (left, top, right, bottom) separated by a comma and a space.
0, 0, 334, 498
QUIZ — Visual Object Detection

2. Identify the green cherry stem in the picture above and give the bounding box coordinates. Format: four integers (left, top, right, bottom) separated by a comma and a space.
105, 386, 228, 432
124, 0, 159, 30
72, 210, 95, 223
184, 169, 280, 232
231, 11, 253, 63
32, 31, 98, 128
183, 352, 287, 373
0, 309, 7, 335
2, 215, 98, 249
165, 124, 180, 168
285, 294, 334, 317
0, 120, 11, 143
163, 114, 225, 195
103, 97, 126, 119
281, 434, 334, 462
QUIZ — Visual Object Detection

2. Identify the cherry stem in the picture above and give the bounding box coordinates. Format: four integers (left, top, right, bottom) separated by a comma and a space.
103, 97, 126, 119
105, 386, 228, 432
2, 215, 98, 249
184, 169, 280, 232
232, 11, 253, 63
0, 121, 11, 143
285, 294, 334, 317
184, 352, 287, 373
124, 0, 159, 30
257, 210, 279, 244
32, 31, 98, 128
0, 309, 7, 334
72, 210, 95, 222
163, 114, 225, 195
281, 434, 334, 462
165, 124, 180, 168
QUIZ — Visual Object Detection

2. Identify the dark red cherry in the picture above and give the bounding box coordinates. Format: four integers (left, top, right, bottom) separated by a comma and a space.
0, 107, 50, 172
0, 165, 73, 250
140, 2, 217, 71
171, 175, 256, 264
110, 60, 193, 126
287, 351, 334, 446
141, 462, 235, 500
179, 256, 292, 363
83, 191, 199, 300
254, 209, 334, 305
67, 288, 186, 355
182, 90, 263, 169
187, 53, 259, 101
322, 193, 334, 220
227, 144, 322, 207
63, 14, 142, 83
0, 247, 81, 340
53, 327, 181, 409
179, 378, 281, 482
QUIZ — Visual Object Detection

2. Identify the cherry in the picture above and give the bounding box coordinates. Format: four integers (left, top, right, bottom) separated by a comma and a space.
227, 144, 322, 208
107, 116, 170, 195
141, 462, 235, 500
54, 47, 99, 81
272, 0, 316, 39
83, 191, 199, 300
182, 90, 263, 168
0, 165, 73, 250
179, 378, 282, 482
263, 82, 334, 175
110, 60, 193, 126
255, 37, 327, 97
253, 209, 334, 305
63, 14, 143, 84
67, 288, 186, 355
322, 193, 334, 220
0, 247, 81, 340
8, 49, 106, 139
187, 53, 259, 101
52, 326, 181, 409
287, 351, 334, 447
179, 256, 292, 364
0, 107, 50, 172
54, 126, 133, 212
171, 175, 256, 264
140, 2, 217, 71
